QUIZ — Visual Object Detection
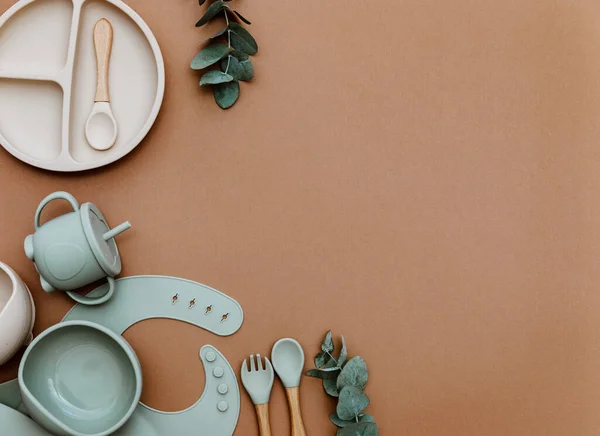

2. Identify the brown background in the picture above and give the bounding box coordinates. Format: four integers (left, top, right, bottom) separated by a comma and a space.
1, 0, 600, 434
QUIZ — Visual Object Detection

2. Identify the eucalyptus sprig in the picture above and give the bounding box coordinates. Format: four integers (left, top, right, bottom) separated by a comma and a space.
191, 0, 258, 109
307, 331, 379, 436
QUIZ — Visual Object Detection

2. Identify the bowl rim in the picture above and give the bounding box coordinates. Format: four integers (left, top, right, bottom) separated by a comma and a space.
18, 320, 142, 436
0, 261, 18, 318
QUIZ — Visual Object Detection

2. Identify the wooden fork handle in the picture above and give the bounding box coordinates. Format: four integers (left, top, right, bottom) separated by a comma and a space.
285, 387, 307, 436
93, 18, 113, 102
255, 404, 272, 436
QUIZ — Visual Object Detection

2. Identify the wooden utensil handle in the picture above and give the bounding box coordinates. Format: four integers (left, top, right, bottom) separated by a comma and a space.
255, 404, 272, 436
286, 387, 307, 436
93, 18, 113, 102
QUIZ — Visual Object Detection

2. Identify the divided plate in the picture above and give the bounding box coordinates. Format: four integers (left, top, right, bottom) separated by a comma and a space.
0, 0, 165, 171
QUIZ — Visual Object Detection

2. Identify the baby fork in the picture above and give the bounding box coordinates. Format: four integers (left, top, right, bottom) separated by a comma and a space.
241, 354, 274, 436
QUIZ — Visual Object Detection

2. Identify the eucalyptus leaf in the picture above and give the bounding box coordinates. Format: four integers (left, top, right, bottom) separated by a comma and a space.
337, 386, 370, 420
200, 70, 233, 86
315, 350, 330, 368
338, 335, 348, 367
238, 58, 254, 80
338, 422, 379, 436
203, 27, 228, 42
191, 43, 230, 70
233, 10, 252, 25
213, 80, 239, 109
337, 356, 368, 391
358, 414, 375, 423
323, 378, 339, 397
330, 413, 354, 428
306, 367, 340, 380
229, 22, 258, 55
322, 330, 334, 353
230, 50, 249, 61
221, 55, 253, 81
196, 1, 230, 27
321, 352, 340, 390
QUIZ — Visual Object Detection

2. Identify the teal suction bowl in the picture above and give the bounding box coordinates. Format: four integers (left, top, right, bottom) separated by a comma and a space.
18, 320, 142, 436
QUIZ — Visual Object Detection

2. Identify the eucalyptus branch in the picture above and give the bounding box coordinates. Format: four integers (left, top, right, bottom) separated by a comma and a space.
306, 330, 379, 436
326, 350, 339, 365
190, 0, 258, 109
224, 11, 231, 74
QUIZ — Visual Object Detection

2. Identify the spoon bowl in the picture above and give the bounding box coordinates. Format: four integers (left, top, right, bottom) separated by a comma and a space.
271, 338, 304, 389
85, 103, 117, 151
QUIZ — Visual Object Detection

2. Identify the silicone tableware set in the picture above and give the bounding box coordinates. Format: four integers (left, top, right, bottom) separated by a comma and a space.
0, 0, 310, 435
0, 191, 139, 436
0, 188, 270, 436
0, 191, 263, 436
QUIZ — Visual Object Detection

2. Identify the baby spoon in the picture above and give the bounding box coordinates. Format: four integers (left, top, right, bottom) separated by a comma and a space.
85, 18, 118, 151
272, 338, 307, 436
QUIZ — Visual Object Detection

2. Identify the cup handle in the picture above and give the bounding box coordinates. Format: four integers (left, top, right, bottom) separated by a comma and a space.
66, 276, 115, 306
34, 191, 80, 230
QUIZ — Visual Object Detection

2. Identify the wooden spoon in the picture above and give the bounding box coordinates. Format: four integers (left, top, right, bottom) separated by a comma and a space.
272, 338, 307, 436
85, 18, 118, 151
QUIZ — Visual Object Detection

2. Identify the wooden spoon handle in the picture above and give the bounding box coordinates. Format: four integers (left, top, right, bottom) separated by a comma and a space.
255, 404, 272, 436
93, 18, 113, 102
286, 387, 307, 436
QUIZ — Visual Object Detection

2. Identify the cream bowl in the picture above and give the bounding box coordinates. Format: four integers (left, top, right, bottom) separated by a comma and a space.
0, 261, 35, 366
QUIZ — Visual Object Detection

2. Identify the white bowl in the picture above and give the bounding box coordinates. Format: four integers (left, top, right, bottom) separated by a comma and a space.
0, 261, 35, 365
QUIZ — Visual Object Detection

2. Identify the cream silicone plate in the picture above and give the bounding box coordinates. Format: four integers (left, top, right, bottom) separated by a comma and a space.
0, 0, 165, 171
